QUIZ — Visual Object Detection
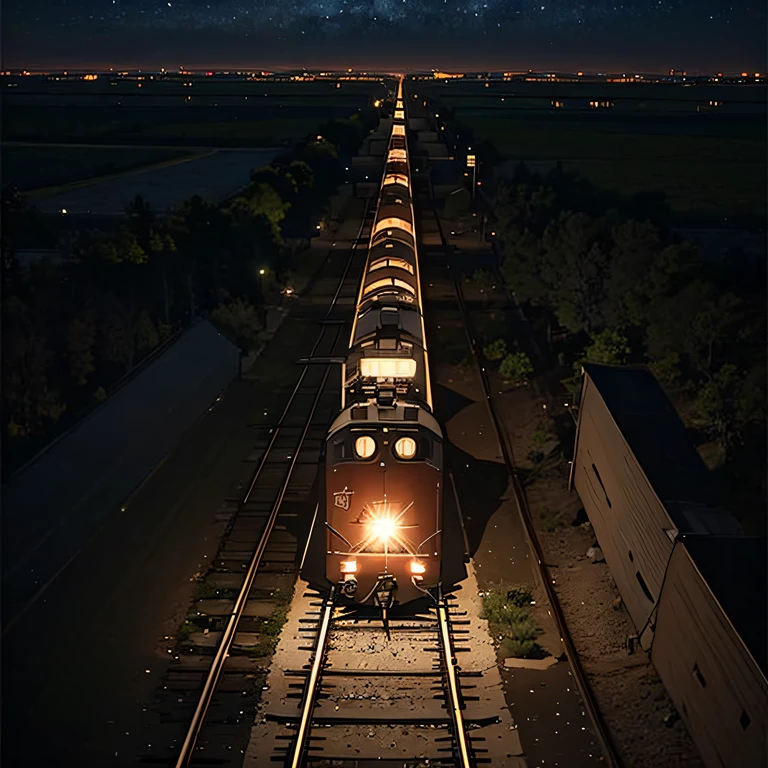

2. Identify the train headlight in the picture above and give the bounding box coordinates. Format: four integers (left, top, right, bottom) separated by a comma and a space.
410, 560, 426, 575
394, 436, 417, 460
340, 560, 357, 574
355, 435, 376, 459
371, 516, 397, 544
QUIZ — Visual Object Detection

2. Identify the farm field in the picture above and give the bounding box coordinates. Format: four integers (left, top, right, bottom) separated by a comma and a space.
421, 83, 766, 225
2, 79, 390, 146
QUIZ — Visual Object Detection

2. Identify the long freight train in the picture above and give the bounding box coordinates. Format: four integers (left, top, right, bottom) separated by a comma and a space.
324, 79, 443, 608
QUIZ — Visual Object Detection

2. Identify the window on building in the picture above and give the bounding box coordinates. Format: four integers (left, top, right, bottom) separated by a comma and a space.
636, 571, 655, 604
692, 663, 707, 688
591, 463, 612, 508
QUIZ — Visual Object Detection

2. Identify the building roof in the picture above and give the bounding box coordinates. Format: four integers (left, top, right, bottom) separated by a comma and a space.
681, 535, 768, 679
582, 364, 743, 536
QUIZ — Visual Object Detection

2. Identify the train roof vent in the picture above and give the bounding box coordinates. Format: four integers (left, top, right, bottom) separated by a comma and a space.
351, 407, 368, 420
404, 407, 419, 420
379, 404, 398, 417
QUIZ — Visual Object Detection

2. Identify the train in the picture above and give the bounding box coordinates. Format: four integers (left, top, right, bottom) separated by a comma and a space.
323, 79, 444, 608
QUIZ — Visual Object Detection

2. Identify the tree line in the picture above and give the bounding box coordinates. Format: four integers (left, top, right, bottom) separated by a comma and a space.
0, 108, 379, 476
488, 162, 765, 528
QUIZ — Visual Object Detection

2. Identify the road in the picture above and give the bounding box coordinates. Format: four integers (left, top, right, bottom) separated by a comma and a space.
0, 225, 364, 768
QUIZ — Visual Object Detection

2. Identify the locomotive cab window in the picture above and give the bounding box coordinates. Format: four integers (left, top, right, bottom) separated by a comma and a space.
394, 436, 417, 460
355, 435, 376, 459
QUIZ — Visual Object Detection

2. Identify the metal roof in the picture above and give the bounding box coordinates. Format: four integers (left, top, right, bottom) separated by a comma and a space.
582, 363, 743, 536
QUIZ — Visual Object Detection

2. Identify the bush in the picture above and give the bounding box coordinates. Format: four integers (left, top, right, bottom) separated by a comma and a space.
499, 352, 533, 385
483, 338, 508, 362
480, 583, 543, 659
210, 297, 262, 351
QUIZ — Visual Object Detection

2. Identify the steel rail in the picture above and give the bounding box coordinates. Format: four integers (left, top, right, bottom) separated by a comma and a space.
436, 597, 474, 768
242, 205, 372, 504
430, 206, 622, 768
175, 362, 333, 768
287, 587, 336, 768
174, 205, 371, 768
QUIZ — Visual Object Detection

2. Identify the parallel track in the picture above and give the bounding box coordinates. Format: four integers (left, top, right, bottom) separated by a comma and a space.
149, 201, 374, 768
426, 202, 622, 768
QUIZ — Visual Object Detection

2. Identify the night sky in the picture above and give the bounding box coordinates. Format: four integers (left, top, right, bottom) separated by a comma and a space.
3, 0, 765, 72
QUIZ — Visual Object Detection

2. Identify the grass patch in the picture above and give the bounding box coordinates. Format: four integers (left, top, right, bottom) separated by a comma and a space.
243, 588, 294, 658
193, 577, 222, 601
480, 583, 546, 659
540, 506, 564, 532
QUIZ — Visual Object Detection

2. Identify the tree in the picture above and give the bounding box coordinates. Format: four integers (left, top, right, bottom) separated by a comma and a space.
499, 352, 534, 386
210, 298, 263, 351
541, 212, 609, 335
562, 329, 631, 392
134, 310, 159, 358
646, 281, 742, 379
689, 363, 764, 452
2, 297, 66, 437
241, 182, 291, 238
483, 338, 508, 362
102, 307, 136, 373
471, 269, 496, 303
582, 328, 631, 366
67, 316, 96, 386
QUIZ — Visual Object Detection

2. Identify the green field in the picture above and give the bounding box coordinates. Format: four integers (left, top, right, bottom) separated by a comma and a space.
2, 79, 390, 146
2, 145, 197, 191
420, 81, 766, 224
466, 116, 765, 221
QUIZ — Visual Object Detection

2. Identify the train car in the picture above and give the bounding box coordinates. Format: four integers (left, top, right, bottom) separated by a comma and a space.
324, 79, 443, 608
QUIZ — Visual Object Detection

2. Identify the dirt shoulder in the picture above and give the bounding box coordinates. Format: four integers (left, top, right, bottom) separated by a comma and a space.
457, 258, 705, 768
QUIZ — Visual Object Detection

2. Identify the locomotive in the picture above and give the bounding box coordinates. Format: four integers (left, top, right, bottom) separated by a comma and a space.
324, 79, 443, 608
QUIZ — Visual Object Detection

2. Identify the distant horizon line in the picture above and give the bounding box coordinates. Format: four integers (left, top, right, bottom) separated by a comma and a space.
2, 65, 758, 77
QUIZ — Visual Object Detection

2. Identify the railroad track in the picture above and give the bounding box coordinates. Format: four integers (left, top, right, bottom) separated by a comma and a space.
136, 201, 374, 768
422, 196, 622, 768
268, 588, 489, 767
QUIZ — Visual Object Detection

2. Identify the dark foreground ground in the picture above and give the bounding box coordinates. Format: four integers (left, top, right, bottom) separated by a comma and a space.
0, 235, 355, 768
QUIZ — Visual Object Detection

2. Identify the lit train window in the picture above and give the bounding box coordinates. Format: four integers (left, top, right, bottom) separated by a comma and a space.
355, 435, 376, 459
363, 278, 415, 298
369, 258, 414, 274
394, 436, 417, 460
373, 217, 413, 237
392, 124, 406, 136
383, 174, 408, 188
385, 243, 394, 248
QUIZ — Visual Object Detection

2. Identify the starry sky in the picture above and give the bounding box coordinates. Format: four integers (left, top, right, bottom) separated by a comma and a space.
3, 0, 765, 72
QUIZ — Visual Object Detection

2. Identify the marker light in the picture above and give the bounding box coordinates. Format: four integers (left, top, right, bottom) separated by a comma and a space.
394, 436, 417, 460
340, 560, 357, 574
410, 561, 426, 575
355, 435, 376, 459
371, 516, 397, 543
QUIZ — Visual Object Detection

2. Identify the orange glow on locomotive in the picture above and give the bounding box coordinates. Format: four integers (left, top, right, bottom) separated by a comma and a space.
324, 78, 443, 607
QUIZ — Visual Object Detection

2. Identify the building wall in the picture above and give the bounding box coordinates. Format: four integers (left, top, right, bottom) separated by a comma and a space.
652, 544, 768, 768
572, 375, 676, 636
2, 320, 241, 625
